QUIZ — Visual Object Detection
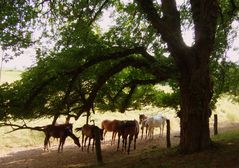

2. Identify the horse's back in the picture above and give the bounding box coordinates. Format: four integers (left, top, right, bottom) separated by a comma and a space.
101, 119, 121, 131
118, 120, 139, 137
45, 123, 73, 138
82, 124, 103, 140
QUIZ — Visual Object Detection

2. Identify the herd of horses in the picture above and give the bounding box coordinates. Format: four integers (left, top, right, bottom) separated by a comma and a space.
41, 113, 168, 154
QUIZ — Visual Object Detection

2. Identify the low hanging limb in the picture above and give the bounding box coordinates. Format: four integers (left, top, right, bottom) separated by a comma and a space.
0, 122, 45, 134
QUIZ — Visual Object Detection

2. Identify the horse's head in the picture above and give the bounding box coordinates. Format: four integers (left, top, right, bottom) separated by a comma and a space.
74, 137, 81, 148
139, 114, 147, 124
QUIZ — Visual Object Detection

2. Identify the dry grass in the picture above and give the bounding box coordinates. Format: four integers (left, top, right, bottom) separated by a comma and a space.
0, 69, 22, 84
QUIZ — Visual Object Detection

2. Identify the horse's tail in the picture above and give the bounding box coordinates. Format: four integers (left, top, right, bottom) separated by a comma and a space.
75, 127, 82, 132
33, 126, 45, 132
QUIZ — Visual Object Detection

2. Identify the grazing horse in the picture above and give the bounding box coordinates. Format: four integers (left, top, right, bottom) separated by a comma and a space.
145, 114, 167, 139
75, 124, 103, 152
101, 119, 121, 145
43, 123, 81, 152
117, 120, 139, 154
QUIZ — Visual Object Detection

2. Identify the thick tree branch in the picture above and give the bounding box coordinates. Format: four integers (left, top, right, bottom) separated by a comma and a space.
75, 57, 150, 118
70, 46, 145, 75
139, 49, 176, 79
24, 47, 144, 109
119, 84, 137, 113
190, 0, 219, 50
136, 0, 186, 55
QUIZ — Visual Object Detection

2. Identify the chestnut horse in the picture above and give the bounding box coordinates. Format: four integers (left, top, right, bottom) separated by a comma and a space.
117, 120, 139, 154
43, 123, 81, 152
75, 124, 103, 152
101, 119, 121, 145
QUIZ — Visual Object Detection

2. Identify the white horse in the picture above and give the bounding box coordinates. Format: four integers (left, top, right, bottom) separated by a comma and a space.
145, 114, 167, 139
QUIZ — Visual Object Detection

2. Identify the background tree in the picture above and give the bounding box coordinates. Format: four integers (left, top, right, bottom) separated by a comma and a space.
0, 0, 238, 154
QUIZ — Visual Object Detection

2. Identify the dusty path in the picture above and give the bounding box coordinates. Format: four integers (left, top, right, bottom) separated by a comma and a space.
0, 134, 180, 168
0, 123, 238, 168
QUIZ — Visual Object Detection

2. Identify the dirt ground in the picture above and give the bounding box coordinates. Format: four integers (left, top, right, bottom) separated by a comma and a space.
0, 123, 238, 168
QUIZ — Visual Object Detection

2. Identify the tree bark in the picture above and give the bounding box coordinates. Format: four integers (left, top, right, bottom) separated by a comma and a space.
179, 53, 213, 153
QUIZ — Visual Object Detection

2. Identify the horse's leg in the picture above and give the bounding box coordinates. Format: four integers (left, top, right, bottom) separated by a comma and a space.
111, 132, 114, 145
81, 134, 84, 151
148, 126, 152, 139
58, 136, 66, 153
152, 127, 154, 139
141, 126, 144, 139
44, 135, 50, 151
145, 125, 149, 139
122, 136, 125, 152
134, 134, 137, 150
92, 140, 95, 152
103, 130, 107, 142
117, 134, 120, 151
61, 136, 66, 152
128, 135, 133, 154
124, 136, 127, 152
58, 138, 62, 153
87, 138, 91, 153
84, 136, 88, 147
146, 126, 149, 139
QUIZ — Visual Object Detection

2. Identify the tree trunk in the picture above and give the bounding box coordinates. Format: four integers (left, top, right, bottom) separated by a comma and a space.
179, 58, 213, 153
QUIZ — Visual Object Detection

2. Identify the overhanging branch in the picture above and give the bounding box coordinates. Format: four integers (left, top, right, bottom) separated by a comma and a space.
76, 57, 150, 118
0, 122, 45, 134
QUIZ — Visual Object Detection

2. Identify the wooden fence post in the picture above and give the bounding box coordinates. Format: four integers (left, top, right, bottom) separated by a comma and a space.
93, 127, 103, 164
166, 119, 171, 148
214, 114, 218, 135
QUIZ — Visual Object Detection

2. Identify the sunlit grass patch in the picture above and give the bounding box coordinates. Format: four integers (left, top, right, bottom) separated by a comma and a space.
212, 129, 239, 142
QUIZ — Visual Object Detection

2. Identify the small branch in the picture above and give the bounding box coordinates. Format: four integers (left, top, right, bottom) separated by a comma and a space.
88, 0, 109, 26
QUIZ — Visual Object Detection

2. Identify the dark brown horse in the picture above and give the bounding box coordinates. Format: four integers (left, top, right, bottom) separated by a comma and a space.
117, 120, 139, 154
43, 123, 81, 152
101, 119, 121, 145
75, 124, 103, 152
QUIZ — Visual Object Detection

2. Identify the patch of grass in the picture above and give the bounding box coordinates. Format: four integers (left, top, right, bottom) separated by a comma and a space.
212, 129, 239, 142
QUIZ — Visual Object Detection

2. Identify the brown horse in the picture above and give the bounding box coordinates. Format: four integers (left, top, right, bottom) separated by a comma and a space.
139, 114, 149, 139
139, 114, 148, 124
117, 120, 139, 154
101, 119, 121, 145
75, 124, 103, 152
43, 123, 81, 152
